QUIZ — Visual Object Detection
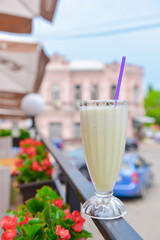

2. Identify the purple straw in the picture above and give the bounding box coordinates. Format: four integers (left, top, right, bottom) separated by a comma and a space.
115, 56, 126, 106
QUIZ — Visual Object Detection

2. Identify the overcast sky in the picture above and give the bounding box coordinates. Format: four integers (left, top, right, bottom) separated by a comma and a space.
4, 0, 160, 94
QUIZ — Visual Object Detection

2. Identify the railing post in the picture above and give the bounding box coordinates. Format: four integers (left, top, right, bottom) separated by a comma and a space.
66, 180, 80, 212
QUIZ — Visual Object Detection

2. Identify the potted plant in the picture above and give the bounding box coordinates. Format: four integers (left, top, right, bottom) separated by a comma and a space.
0, 129, 12, 158
13, 129, 30, 147
0, 186, 92, 240
14, 138, 55, 202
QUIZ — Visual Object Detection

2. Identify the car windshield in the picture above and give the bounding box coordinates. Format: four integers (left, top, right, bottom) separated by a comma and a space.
67, 148, 85, 159
121, 161, 131, 170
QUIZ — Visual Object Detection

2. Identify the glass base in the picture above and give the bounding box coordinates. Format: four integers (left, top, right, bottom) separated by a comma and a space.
81, 192, 126, 220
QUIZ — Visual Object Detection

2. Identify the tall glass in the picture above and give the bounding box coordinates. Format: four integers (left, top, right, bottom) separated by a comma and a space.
80, 100, 128, 219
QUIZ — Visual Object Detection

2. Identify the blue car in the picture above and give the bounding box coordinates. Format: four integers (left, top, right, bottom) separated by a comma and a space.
51, 138, 64, 149
67, 149, 153, 198
114, 153, 153, 197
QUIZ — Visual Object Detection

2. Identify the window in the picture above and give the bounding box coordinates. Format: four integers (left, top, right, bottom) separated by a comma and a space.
52, 85, 60, 101
110, 85, 116, 99
91, 85, 99, 100
74, 85, 81, 100
133, 86, 139, 104
49, 123, 62, 138
74, 123, 81, 138
134, 157, 146, 168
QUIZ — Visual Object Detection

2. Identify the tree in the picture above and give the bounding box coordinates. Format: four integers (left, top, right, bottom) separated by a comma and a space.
144, 89, 160, 125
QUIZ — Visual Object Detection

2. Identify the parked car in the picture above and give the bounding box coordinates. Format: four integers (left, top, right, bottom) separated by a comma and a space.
51, 138, 64, 149
114, 153, 153, 197
125, 137, 138, 151
66, 149, 153, 197
65, 148, 90, 181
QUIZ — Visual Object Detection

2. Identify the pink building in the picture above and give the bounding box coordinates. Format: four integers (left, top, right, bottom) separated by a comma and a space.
37, 54, 144, 142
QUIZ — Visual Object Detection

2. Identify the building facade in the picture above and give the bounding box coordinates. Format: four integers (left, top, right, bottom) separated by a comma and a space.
37, 54, 144, 142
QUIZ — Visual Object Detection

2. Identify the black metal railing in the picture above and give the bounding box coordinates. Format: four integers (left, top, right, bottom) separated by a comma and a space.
41, 136, 143, 240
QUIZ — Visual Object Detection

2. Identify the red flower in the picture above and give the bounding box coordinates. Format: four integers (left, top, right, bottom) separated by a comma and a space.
64, 209, 72, 220
72, 223, 83, 233
20, 138, 42, 148
41, 157, 52, 170
15, 158, 24, 167
56, 225, 71, 240
72, 211, 85, 233
46, 168, 54, 176
53, 199, 63, 209
2, 229, 17, 240
31, 161, 43, 172
21, 147, 37, 159
34, 141, 43, 146
19, 138, 34, 148
12, 169, 18, 176
19, 212, 33, 226
64, 210, 85, 232
0, 215, 18, 230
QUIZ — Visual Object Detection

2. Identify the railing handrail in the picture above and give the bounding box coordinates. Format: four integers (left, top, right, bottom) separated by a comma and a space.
41, 136, 143, 240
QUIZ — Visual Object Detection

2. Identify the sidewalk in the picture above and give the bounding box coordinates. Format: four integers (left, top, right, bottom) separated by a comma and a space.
139, 138, 160, 151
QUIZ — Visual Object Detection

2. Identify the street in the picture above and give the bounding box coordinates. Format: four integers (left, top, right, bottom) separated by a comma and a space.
124, 140, 160, 240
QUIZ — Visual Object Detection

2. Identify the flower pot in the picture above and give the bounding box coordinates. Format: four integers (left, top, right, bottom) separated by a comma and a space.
18, 179, 56, 203
0, 136, 12, 158
12, 137, 20, 147
0, 166, 10, 238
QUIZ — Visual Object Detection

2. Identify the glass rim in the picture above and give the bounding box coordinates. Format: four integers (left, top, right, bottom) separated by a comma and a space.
80, 100, 128, 106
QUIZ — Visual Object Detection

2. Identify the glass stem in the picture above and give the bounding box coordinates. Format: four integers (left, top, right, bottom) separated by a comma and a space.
95, 191, 113, 198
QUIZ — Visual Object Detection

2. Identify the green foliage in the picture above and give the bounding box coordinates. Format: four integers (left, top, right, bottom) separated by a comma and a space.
0, 129, 12, 137
145, 89, 160, 125
36, 145, 46, 157
2, 186, 92, 240
22, 224, 44, 240
16, 166, 50, 183
36, 186, 59, 201
16, 150, 51, 184
19, 129, 30, 140
26, 199, 47, 215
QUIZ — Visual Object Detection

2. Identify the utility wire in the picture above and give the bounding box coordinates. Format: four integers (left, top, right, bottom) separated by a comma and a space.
35, 21, 160, 40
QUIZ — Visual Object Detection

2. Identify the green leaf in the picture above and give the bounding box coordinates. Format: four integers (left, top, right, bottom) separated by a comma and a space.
26, 199, 46, 215
43, 206, 54, 226
18, 216, 25, 223
28, 218, 44, 226
6, 210, 15, 218
71, 229, 92, 238
144, 90, 160, 125
0, 129, 12, 137
65, 218, 74, 226
14, 236, 25, 240
16, 224, 24, 236
45, 229, 58, 240
22, 223, 44, 240
62, 203, 70, 211
36, 145, 46, 157
56, 209, 65, 219
34, 227, 45, 240
36, 186, 59, 200
18, 205, 28, 213
35, 212, 43, 219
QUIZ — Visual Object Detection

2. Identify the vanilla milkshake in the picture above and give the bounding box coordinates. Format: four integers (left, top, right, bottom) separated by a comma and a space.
80, 101, 128, 193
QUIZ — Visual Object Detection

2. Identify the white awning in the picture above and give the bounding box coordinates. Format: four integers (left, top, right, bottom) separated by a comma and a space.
134, 116, 155, 124
0, 36, 49, 117
0, 0, 58, 33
